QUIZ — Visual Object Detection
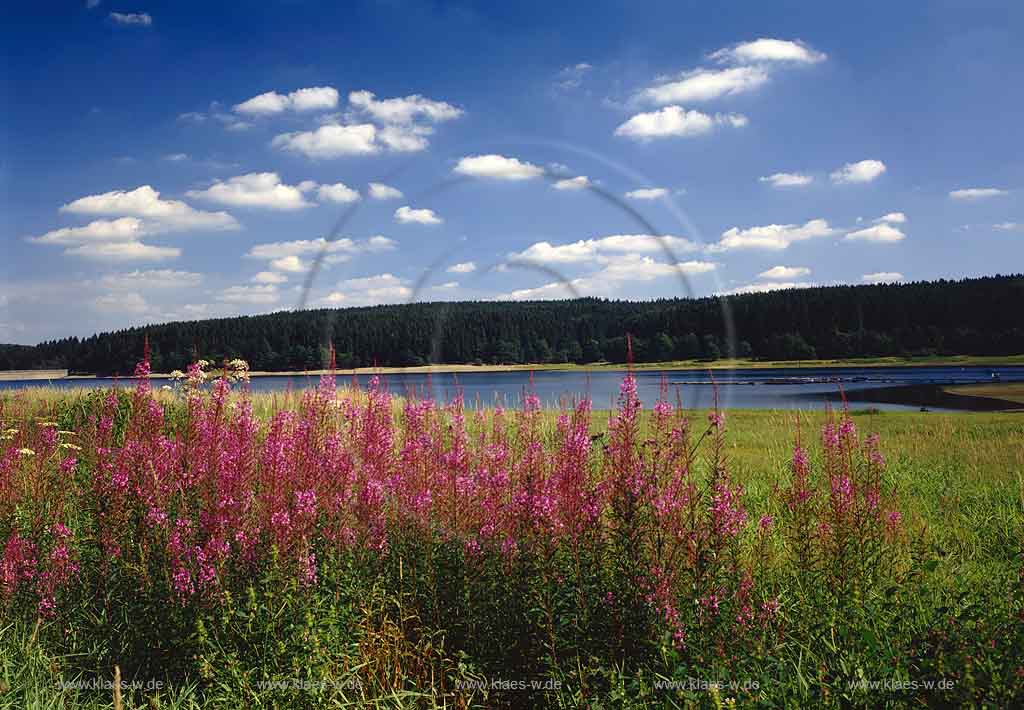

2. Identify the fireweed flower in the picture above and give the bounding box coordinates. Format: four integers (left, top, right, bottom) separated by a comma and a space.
0, 352, 913, 651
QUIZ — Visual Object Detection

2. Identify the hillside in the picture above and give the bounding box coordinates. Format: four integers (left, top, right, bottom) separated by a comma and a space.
2, 274, 1022, 376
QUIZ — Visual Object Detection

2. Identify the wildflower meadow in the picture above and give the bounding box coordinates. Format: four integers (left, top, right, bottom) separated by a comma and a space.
1, 348, 1022, 708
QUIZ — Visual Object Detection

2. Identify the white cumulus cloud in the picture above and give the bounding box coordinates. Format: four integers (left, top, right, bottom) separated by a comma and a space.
64, 241, 181, 262
759, 172, 813, 187
252, 271, 288, 284
447, 262, 476, 274
510, 234, 700, 264
272, 123, 379, 159
553, 176, 591, 190
711, 38, 826, 65
233, 86, 339, 115
639, 66, 769, 104
615, 106, 747, 140
394, 206, 442, 224
454, 154, 544, 180
862, 272, 904, 283
270, 255, 310, 273
186, 172, 314, 210
625, 187, 669, 200
949, 187, 1008, 200
368, 182, 403, 200
316, 182, 361, 203
844, 224, 906, 243
30, 217, 144, 245
348, 90, 462, 125
830, 160, 887, 184
60, 185, 239, 232
246, 236, 395, 261
874, 212, 907, 224
218, 284, 280, 305
708, 219, 835, 251
758, 265, 811, 280
99, 270, 202, 289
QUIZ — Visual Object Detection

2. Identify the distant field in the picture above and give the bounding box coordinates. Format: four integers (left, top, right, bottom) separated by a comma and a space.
175, 353, 1024, 377
946, 382, 1024, 405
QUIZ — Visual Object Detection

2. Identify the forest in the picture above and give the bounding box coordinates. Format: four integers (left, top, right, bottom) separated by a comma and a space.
1, 274, 1021, 375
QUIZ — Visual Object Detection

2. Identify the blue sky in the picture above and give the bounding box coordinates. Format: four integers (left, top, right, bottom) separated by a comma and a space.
2, 0, 1022, 345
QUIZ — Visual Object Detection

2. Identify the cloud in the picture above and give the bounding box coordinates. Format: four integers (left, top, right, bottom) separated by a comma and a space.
60, 185, 239, 231
272, 124, 379, 158
316, 182, 361, 203
245, 236, 395, 260
252, 271, 288, 284
874, 212, 907, 224
949, 187, 1008, 200
861, 272, 904, 283
177, 102, 251, 131
321, 273, 413, 306
348, 90, 462, 125
454, 154, 544, 180
99, 270, 202, 289
758, 265, 811, 280
708, 219, 835, 251
93, 292, 149, 313
447, 261, 476, 274
394, 206, 442, 224
376, 124, 433, 152
510, 234, 700, 264
625, 187, 669, 200
599, 254, 715, 280
553, 176, 591, 190
830, 160, 887, 184
368, 182, 403, 200
615, 106, 747, 140
724, 281, 815, 295
233, 87, 340, 116
64, 241, 181, 261
30, 217, 144, 245
269, 255, 310, 273
109, 12, 151, 26
555, 62, 593, 90
994, 222, 1022, 231
163, 153, 189, 162
218, 284, 280, 305
498, 255, 714, 301
711, 38, 826, 65
639, 67, 768, 105
759, 172, 812, 187
186, 172, 314, 210
843, 224, 906, 243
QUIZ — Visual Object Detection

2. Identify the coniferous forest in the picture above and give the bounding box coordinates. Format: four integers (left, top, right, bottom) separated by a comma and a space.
2, 274, 1021, 376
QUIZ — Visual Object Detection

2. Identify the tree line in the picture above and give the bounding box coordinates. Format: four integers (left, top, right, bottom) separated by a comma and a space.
2, 274, 1021, 375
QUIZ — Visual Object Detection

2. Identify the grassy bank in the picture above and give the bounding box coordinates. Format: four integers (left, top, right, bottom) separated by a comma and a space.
7, 353, 1022, 381
1, 376, 1022, 708
194, 353, 1024, 377
946, 382, 1024, 406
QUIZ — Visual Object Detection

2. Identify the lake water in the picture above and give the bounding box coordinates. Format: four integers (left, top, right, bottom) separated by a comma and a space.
2, 365, 1022, 412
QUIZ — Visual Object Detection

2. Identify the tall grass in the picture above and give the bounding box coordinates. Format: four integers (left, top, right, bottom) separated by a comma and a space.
0, 357, 1021, 708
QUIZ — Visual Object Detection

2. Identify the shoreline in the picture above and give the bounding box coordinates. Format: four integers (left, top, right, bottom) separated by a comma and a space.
2, 354, 1023, 381
833, 383, 1024, 412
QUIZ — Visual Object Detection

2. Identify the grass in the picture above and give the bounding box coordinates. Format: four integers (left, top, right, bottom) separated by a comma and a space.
10, 353, 1024, 380
1, 380, 1022, 707
945, 382, 1024, 406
